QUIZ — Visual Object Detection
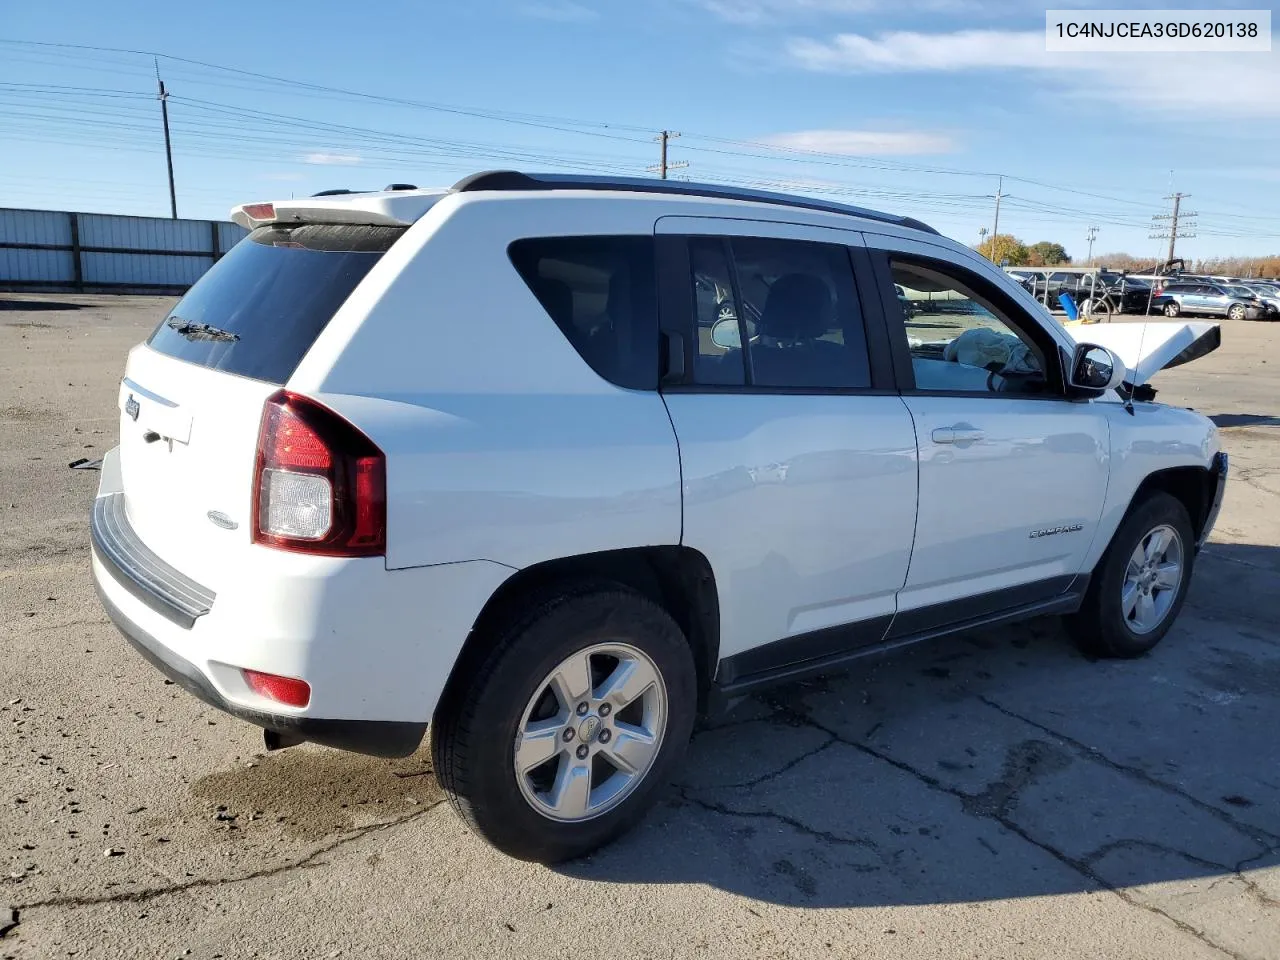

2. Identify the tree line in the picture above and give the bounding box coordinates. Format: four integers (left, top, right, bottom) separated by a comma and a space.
974, 234, 1280, 277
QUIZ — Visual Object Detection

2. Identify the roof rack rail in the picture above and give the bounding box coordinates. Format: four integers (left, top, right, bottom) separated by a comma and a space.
312, 189, 358, 197
450, 170, 939, 235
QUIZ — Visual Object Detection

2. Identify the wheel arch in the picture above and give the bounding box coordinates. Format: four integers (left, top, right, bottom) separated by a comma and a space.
434, 546, 721, 725
1125, 465, 1217, 544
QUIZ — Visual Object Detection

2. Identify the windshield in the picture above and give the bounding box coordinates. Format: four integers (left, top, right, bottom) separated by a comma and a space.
1226, 285, 1256, 298
147, 222, 404, 384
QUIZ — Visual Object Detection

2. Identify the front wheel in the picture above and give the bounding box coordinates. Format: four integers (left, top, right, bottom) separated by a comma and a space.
1227, 303, 1247, 321
432, 585, 697, 863
1066, 492, 1195, 658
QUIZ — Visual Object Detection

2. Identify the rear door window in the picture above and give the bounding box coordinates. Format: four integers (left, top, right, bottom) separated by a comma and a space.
730, 237, 870, 389
508, 236, 658, 389
146, 223, 404, 384
682, 235, 872, 391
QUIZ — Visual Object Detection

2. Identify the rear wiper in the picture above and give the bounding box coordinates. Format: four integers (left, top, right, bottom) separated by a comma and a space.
165, 316, 240, 342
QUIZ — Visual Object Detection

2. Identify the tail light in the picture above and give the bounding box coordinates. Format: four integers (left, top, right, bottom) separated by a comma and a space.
252, 391, 385, 557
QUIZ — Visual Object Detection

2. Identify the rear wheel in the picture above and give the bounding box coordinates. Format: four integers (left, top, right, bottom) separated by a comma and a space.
432, 585, 697, 863
1066, 492, 1195, 658
1227, 303, 1247, 321
1163, 302, 1181, 318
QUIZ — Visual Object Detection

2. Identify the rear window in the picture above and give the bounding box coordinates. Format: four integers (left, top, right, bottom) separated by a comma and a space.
146, 223, 404, 384
508, 236, 657, 390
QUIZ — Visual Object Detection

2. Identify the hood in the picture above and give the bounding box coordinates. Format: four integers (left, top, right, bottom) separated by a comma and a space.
1063, 321, 1221, 386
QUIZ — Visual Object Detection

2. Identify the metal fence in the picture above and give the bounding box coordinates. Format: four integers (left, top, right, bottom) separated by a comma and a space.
0, 208, 247, 294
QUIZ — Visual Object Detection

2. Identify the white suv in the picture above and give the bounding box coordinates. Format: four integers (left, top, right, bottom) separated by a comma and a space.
91, 172, 1227, 862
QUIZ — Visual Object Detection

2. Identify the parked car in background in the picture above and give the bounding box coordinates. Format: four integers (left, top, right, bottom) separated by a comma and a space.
895, 283, 916, 319
1153, 282, 1271, 320
1239, 284, 1280, 318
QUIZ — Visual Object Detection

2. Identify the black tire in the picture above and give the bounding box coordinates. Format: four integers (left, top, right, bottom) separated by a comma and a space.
431, 584, 697, 863
1066, 491, 1195, 658
1163, 302, 1181, 318
1228, 303, 1246, 321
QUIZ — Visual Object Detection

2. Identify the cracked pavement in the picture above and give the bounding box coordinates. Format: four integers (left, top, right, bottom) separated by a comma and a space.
3, 294, 1278, 959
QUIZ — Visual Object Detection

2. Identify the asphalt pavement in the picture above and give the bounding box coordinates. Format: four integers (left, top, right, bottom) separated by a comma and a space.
2, 294, 1278, 960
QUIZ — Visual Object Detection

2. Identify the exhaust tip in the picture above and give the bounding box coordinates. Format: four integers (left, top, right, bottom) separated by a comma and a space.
264, 729, 306, 752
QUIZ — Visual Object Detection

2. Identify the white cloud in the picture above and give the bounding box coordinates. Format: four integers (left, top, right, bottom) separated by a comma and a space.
784, 29, 1280, 116
787, 29, 1056, 72
302, 152, 362, 166
760, 128, 955, 154
520, 1, 600, 21
700, 0, 987, 24
702, 0, 877, 24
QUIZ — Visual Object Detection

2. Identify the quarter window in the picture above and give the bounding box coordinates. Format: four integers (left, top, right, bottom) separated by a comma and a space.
508, 236, 658, 389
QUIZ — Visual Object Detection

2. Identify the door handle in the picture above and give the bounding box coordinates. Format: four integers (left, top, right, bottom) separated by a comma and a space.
932, 426, 985, 445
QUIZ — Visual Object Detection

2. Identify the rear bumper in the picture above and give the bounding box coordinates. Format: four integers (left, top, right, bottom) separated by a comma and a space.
90, 445, 516, 757
91, 490, 214, 629
93, 576, 426, 757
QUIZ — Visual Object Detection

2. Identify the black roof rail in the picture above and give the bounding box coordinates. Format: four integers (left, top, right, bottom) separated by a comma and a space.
383, 183, 419, 191
450, 170, 939, 235
312, 188, 358, 197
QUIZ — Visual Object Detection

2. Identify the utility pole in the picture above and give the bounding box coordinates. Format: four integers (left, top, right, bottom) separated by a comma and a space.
1086, 226, 1099, 266
648, 130, 688, 180
990, 175, 1004, 248
155, 59, 177, 219
1151, 192, 1196, 263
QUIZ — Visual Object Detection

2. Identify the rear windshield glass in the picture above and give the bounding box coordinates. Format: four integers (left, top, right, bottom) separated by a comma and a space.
146, 223, 404, 384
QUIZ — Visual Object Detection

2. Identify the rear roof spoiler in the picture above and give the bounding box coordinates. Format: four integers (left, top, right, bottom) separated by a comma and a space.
230, 190, 447, 230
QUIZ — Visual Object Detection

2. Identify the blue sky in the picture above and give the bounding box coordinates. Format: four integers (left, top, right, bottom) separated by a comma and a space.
1, 0, 1276, 259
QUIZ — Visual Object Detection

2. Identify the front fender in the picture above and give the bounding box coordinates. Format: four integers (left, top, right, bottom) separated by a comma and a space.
1082, 402, 1219, 570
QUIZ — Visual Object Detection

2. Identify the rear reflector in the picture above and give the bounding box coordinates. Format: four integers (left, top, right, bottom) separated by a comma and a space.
243, 669, 311, 708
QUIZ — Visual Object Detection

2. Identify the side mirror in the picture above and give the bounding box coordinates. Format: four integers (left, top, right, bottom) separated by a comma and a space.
1068, 343, 1127, 393
710, 317, 741, 349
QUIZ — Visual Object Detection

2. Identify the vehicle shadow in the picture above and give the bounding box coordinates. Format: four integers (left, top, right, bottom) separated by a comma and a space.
0, 297, 86, 311
1211, 413, 1280, 429
557, 543, 1280, 908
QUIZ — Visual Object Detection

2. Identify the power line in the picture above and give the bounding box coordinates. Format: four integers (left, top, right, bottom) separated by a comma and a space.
4, 40, 1279, 246
0, 38, 1185, 210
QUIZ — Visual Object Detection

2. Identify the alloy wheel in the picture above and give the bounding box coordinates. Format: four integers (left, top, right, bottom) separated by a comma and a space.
1121, 524, 1184, 635
513, 643, 668, 822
